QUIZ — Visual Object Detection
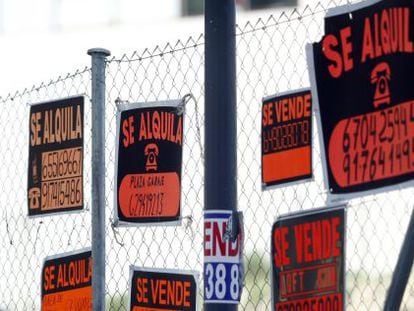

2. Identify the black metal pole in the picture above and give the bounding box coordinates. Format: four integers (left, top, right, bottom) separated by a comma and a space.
384, 208, 414, 310
204, 0, 238, 310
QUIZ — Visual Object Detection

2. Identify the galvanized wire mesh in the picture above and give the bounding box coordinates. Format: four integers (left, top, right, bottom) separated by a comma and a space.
0, 69, 92, 310
104, 36, 206, 310
1, 1, 414, 310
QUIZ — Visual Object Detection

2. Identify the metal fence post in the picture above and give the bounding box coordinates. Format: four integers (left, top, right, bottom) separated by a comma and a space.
88, 47, 110, 311
204, 0, 238, 310
384, 208, 414, 311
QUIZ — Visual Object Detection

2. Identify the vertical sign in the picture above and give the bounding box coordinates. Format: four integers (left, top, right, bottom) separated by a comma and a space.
204, 210, 243, 303
308, 0, 414, 201
115, 100, 184, 225
129, 267, 198, 311
271, 206, 346, 311
262, 89, 312, 189
41, 248, 92, 311
28, 96, 84, 216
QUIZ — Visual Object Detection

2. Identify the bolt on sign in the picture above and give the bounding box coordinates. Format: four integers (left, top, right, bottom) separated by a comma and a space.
115, 100, 184, 225
28, 96, 84, 216
271, 206, 346, 311
262, 89, 313, 189
204, 210, 244, 304
41, 248, 92, 311
128, 267, 198, 311
307, 0, 414, 201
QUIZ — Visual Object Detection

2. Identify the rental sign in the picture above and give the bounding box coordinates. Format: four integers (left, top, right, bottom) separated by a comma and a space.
115, 100, 184, 225
308, 0, 414, 201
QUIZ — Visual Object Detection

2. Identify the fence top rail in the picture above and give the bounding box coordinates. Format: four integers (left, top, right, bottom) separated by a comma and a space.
0, 66, 90, 104
107, 34, 205, 64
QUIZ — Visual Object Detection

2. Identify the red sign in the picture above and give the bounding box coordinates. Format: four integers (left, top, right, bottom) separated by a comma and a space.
271, 206, 345, 311
262, 89, 312, 189
308, 0, 414, 200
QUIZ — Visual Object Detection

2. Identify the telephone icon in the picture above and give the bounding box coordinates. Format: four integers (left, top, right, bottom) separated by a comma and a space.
371, 62, 391, 108
144, 143, 159, 171
29, 187, 40, 209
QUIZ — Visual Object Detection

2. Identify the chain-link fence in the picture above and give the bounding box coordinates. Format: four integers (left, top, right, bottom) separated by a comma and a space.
1, 1, 414, 310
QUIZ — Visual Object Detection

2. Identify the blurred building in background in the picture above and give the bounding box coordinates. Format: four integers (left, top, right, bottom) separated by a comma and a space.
181, 0, 297, 16
0, 0, 304, 94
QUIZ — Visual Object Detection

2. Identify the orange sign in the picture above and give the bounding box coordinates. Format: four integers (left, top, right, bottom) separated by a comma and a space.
41, 249, 91, 311
116, 100, 183, 225
262, 89, 312, 189
28, 96, 84, 216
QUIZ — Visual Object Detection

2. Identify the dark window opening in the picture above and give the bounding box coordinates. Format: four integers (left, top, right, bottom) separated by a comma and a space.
181, 0, 297, 17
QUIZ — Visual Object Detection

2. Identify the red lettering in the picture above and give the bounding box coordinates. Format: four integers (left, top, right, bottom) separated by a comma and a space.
322, 27, 353, 78
381, 10, 391, 54
213, 222, 226, 257
228, 233, 240, 256
159, 280, 167, 304
340, 27, 353, 73
304, 93, 311, 118
303, 223, 312, 262
322, 34, 342, 78
204, 221, 212, 256
122, 116, 135, 148
331, 217, 341, 257
404, 8, 413, 52
43, 265, 55, 291
263, 102, 274, 126
183, 281, 191, 307
136, 277, 148, 303
362, 18, 375, 63
311, 221, 322, 261
322, 220, 332, 259
293, 217, 342, 264
374, 14, 383, 57
294, 224, 303, 264
274, 227, 290, 267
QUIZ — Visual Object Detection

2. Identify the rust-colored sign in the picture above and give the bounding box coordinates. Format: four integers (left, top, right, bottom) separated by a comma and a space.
271, 206, 346, 311
115, 100, 183, 225
262, 89, 312, 189
41, 249, 91, 311
308, 0, 414, 201
28, 96, 84, 216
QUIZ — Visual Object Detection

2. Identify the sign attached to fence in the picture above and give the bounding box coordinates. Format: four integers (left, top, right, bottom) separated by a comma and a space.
262, 89, 312, 189
308, 0, 414, 201
28, 96, 84, 217
115, 100, 184, 226
271, 206, 346, 311
41, 248, 92, 311
128, 267, 198, 311
204, 210, 244, 304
